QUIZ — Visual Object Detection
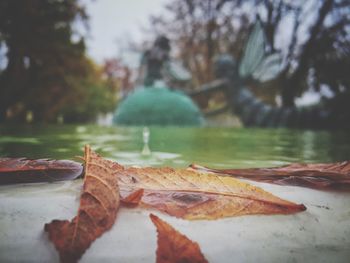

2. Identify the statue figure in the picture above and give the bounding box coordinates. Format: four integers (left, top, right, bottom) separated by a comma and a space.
139, 35, 191, 88
139, 35, 171, 86
113, 36, 203, 126
197, 19, 349, 129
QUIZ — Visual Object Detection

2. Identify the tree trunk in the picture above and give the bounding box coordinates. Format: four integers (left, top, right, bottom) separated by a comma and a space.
281, 79, 296, 107
205, 19, 215, 83
281, 0, 334, 107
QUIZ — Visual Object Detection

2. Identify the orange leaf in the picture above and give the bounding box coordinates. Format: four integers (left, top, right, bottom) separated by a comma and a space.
150, 214, 208, 263
117, 166, 306, 220
44, 145, 120, 263
121, 188, 144, 207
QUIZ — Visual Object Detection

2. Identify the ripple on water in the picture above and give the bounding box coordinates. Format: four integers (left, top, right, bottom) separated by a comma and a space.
0, 136, 40, 144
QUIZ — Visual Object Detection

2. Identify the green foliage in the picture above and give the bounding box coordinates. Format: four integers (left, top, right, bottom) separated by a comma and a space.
0, 0, 115, 123
62, 60, 117, 123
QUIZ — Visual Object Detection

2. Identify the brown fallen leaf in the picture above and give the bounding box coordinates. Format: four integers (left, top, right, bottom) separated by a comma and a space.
117, 166, 306, 220
44, 145, 121, 263
0, 158, 83, 185
190, 161, 350, 191
150, 214, 208, 263
121, 188, 144, 207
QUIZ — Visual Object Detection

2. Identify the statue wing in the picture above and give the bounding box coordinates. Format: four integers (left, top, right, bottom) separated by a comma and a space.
252, 52, 282, 82
239, 19, 283, 82
239, 19, 265, 79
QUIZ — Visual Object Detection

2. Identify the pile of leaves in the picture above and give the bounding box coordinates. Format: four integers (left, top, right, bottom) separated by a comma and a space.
44, 146, 306, 262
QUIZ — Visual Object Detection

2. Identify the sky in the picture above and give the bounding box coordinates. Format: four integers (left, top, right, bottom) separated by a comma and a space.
84, 0, 168, 63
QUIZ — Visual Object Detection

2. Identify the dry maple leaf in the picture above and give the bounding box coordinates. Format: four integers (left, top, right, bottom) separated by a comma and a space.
190, 161, 350, 191
44, 145, 121, 263
150, 214, 208, 263
116, 166, 306, 220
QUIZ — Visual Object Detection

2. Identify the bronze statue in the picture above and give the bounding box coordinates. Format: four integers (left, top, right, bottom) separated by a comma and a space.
192, 19, 350, 129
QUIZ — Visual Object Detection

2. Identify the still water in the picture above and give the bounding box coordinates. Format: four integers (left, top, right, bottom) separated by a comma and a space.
0, 125, 349, 168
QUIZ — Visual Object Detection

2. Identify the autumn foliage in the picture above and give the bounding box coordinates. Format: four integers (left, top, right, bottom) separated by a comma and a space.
150, 214, 208, 263
44, 146, 121, 262
0, 158, 82, 185
117, 166, 306, 220
190, 161, 350, 191
43, 146, 307, 262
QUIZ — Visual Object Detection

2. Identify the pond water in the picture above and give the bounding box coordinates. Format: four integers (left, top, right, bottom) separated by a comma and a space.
0, 124, 349, 168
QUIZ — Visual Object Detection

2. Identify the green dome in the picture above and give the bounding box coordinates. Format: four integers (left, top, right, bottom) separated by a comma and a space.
113, 87, 204, 126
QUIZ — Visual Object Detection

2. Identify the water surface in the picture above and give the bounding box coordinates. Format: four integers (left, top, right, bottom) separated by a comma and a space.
0, 125, 349, 168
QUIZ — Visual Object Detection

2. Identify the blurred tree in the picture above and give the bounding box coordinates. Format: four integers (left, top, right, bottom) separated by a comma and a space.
103, 58, 133, 98
149, 0, 350, 108
0, 0, 116, 122
261, 0, 350, 106
60, 59, 118, 123
149, 0, 251, 86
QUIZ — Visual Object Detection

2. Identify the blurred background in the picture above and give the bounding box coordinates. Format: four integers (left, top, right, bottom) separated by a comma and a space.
0, 0, 349, 165
0, 0, 349, 126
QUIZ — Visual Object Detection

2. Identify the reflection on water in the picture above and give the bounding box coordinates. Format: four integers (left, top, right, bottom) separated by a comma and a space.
0, 125, 349, 168
141, 127, 151, 156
